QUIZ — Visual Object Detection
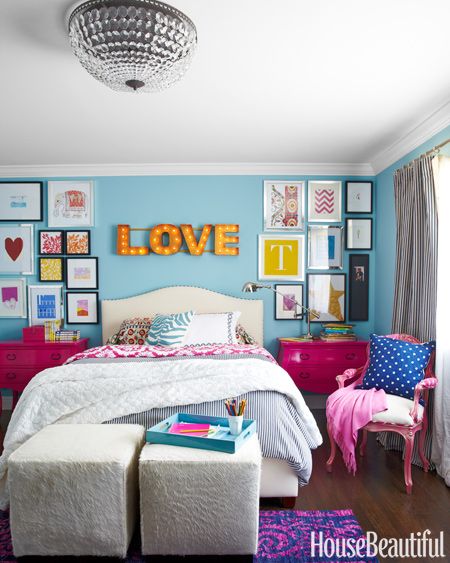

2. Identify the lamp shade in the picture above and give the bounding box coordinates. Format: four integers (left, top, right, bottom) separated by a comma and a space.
242, 282, 259, 293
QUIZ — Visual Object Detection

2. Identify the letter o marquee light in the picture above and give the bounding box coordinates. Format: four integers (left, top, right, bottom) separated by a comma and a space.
150, 224, 182, 255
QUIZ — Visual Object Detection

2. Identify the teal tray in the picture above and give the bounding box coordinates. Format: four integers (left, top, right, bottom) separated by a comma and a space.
146, 413, 256, 454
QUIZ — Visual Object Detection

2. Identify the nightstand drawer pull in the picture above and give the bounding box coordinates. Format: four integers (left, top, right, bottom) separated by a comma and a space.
299, 353, 310, 360
6, 353, 16, 361
345, 353, 356, 360
6, 372, 16, 380
50, 353, 62, 361
298, 371, 310, 379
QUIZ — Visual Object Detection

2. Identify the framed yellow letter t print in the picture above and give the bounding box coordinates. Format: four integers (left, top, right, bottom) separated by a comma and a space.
258, 235, 305, 281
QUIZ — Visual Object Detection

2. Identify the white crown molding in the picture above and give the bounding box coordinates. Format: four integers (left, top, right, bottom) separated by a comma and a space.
0, 161, 374, 178
371, 101, 450, 174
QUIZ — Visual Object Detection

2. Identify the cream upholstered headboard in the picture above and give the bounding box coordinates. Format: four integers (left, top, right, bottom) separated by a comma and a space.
101, 286, 264, 345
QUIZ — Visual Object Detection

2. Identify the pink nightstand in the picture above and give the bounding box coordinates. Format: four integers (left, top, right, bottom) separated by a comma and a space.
0, 338, 89, 414
277, 338, 368, 394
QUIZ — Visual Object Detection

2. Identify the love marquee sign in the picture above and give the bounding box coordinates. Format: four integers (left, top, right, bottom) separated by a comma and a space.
117, 224, 239, 256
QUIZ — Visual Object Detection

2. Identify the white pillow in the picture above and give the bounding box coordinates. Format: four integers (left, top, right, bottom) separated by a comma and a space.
183, 312, 241, 346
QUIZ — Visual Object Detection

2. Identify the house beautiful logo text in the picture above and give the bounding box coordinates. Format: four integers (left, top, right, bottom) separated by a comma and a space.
311, 529, 446, 559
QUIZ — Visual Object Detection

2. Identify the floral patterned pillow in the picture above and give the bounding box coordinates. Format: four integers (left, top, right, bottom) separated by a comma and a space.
107, 317, 154, 346
235, 323, 257, 345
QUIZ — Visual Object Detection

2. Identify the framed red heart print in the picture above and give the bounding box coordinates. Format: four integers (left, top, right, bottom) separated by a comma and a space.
0, 224, 34, 274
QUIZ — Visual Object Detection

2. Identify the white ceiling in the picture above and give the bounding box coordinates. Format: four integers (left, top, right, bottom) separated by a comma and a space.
1, 0, 449, 176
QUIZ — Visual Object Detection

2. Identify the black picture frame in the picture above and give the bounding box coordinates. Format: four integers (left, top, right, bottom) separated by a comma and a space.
65, 257, 99, 290
349, 254, 369, 321
345, 181, 373, 214
38, 257, 64, 282
39, 230, 64, 255
66, 291, 99, 324
345, 218, 373, 250
65, 230, 91, 255
307, 273, 347, 323
274, 284, 304, 320
0, 181, 43, 222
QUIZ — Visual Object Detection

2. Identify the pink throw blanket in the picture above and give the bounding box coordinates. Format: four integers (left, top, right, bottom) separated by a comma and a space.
326, 383, 387, 474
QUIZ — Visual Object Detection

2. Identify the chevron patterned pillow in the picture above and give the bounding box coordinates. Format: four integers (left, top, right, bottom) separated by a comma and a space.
145, 311, 195, 347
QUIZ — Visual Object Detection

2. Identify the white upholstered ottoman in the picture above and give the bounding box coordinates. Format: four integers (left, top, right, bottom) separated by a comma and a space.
139, 434, 261, 556
9, 424, 145, 558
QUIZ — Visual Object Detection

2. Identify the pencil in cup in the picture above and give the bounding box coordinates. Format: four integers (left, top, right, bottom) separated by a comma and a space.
224, 398, 247, 416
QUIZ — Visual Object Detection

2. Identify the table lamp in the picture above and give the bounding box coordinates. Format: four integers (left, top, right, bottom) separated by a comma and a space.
242, 281, 320, 340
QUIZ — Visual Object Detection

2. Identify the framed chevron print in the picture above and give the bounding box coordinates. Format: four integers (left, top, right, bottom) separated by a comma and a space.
307, 181, 342, 222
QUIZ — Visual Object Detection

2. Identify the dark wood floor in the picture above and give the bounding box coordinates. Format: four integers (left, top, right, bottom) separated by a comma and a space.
290, 410, 450, 562
2, 409, 449, 562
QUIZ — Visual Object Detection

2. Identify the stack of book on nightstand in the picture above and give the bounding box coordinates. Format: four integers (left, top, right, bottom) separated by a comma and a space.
44, 320, 63, 342
54, 330, 81, 342
320, 324, 356, 342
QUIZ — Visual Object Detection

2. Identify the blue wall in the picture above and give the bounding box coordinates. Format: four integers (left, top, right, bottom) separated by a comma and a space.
374, 124, 450, 335
0, 174, 376, 355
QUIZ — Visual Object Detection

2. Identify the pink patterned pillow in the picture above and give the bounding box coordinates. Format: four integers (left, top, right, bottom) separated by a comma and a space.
111, 317, 154, 346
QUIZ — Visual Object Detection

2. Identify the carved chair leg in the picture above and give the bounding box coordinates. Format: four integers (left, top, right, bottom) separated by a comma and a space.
359, 429, 368, 457
403, 433, 415, 495
417, 428, 430, 472
417, 411, 430, 472
326, 423, 337, 472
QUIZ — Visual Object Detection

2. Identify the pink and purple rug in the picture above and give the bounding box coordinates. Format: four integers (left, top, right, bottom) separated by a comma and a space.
0, 509, 377, 562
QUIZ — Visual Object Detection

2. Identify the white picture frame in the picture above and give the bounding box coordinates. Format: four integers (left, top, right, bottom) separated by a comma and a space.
0, 278, 27, 318
66, 292, 99, 324
0, 182, 43, 221
308, 181, 342, 222
308, 225, 343, 270
263, 181, 305, 231
28, 284, 63, 326
345, 218, 373, 250
274, 284, 304, 320
345, 181, 373, 214
0, 224, 34, 275
258, 234, 305, 281
307, 273, 346, 323
66, 257, 99, 289
47, 181, 94, 227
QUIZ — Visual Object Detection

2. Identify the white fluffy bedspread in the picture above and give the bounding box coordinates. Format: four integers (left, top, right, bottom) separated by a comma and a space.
0, 357, 322, 508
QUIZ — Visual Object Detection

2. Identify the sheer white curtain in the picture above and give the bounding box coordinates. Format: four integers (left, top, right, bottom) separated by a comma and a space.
431, 154, 450, 486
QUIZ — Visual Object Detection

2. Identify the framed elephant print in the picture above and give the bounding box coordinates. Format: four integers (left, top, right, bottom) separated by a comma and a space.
47, 181, 94, 227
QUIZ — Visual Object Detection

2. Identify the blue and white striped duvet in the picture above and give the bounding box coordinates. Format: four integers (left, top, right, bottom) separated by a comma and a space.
108, 390, 319, 486
100, 353, 322, 486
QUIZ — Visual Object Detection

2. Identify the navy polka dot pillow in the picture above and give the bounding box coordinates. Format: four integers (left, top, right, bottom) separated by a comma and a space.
360, 334, 435, 401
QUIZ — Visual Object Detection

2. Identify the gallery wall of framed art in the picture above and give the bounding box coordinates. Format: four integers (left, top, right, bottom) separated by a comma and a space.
0, 179, 99, 333
0, 174, 375, 350
259, 178, 374, 336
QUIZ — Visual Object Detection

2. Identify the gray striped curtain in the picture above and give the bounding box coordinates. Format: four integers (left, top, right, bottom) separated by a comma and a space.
378, 154, 438, 466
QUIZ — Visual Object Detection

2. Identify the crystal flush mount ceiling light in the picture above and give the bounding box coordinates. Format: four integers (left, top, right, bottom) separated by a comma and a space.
68, 0, 197, 93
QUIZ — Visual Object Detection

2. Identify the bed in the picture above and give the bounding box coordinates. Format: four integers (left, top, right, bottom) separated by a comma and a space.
0, 286, 322, 508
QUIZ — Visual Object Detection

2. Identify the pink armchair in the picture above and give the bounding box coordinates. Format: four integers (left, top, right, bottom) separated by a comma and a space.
326, 334, 437, 494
